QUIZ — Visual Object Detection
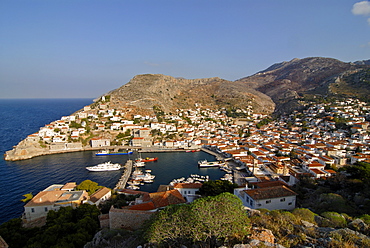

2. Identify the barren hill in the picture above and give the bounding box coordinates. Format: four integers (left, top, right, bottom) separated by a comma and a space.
237, 57, 370, 114
100, 57, 370, 117
107, 74, 275, 115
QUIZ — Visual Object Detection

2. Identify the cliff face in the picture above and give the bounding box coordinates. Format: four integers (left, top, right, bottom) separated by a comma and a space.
108, 74, 275, 115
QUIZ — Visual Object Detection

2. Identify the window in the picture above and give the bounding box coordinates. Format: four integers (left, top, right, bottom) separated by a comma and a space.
280, 198, 286, 202
288, 202, 292, 205
257, 204, 262, 207
266, 200, 271, 204
31, 208, 35, 213
45, 207, 48, 212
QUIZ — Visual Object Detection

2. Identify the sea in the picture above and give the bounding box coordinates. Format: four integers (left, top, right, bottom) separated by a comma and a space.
0, 99, 225, 225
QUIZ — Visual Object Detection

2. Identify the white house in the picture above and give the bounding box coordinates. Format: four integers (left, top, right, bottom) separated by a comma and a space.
173, 183, 202, 203
87, 187, 112, 206
234, 183, 297, 211
90, 138, 110, 147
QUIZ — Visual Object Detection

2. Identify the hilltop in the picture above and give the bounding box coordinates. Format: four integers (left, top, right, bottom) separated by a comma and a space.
107, 74, 275, 116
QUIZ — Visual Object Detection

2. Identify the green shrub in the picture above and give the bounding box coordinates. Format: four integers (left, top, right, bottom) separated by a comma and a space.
321, 212, 347, 228
292, 208, 317, 224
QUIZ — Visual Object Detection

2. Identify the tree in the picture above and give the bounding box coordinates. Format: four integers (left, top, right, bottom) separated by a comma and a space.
198, 180, 238, 197
344, 161, 370, 184
145, 193, 250, 247
76, 180, 103, 195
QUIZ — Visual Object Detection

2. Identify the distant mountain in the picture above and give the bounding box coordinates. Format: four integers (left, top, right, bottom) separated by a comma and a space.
353, 59, 370, 65
102, 57, 370, 117
237, 57, 370, 115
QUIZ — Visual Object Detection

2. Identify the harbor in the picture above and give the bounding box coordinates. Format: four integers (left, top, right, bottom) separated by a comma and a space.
110, 148, 238, 193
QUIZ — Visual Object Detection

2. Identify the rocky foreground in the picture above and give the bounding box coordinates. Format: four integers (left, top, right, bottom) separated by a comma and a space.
85, 212, 370, 248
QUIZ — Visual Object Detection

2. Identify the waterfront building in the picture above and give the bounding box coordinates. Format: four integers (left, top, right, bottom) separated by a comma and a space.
23, 183, 89, 222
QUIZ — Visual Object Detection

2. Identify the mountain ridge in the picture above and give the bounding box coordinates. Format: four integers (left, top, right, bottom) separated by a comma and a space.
102, 57, 370, 117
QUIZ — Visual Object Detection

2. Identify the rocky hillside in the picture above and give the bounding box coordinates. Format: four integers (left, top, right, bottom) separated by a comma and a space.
237, 57, 370, 115
102, 57, 370, 117
107, 74, 275, 116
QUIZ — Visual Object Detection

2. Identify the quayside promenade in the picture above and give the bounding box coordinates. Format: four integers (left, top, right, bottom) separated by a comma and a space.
4, 144, 201, 161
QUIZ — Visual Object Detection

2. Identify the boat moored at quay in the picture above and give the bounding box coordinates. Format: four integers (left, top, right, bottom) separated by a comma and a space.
198, 159, 226, 168
95, 150, 133, 156
86, 161, 122, 171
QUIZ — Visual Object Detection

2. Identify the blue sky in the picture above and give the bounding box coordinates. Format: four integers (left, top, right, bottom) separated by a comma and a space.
1, 0, 370, 98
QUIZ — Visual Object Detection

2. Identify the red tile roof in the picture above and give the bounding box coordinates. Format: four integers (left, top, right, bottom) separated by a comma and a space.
173, 183, 202, 189
149, 189, 186, 208
245, 186, 297, 200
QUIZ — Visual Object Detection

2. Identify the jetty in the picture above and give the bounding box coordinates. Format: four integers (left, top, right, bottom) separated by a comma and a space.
114, 159, 133, 190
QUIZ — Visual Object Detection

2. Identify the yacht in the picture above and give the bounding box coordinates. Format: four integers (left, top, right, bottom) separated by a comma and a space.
86, 161, 121, 171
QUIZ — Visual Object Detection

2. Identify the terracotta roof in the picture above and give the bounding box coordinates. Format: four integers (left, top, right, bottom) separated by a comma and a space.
250, 180, 288, 188
128, 202, 156, 211
157, 185, 174, 192
310, 169, 326, 174
245, 186, 297, 200
25, 190, 87, 207
89, 187, 111, 203
61, 182, 76, 190
149, 189, 186, 208
173, 183, 202, 189
25, 191, 64, 207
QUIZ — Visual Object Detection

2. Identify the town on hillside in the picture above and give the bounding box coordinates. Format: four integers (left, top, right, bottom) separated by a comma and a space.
18, 96, 370, 230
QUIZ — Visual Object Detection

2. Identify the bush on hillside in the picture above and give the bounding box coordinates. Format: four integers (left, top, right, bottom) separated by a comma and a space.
320, 212, 347, 228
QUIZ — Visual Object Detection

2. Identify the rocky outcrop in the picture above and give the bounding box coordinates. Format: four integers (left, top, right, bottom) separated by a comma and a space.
4, 138, 49, 161
4, 138, 87, 161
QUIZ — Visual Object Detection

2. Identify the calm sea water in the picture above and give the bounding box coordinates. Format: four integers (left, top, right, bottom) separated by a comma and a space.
0, 99, 224, 225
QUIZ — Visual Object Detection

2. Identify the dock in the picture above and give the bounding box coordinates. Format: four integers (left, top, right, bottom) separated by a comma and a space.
114, 159, 133, 190
200, 147, 224, 161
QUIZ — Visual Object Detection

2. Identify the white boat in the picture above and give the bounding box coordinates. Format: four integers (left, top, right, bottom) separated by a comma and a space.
198, 159, 225, 168
127, 185, 140, 190
134, 161, 145, 167
133, 173, 155, 181
86, 161, 121, 171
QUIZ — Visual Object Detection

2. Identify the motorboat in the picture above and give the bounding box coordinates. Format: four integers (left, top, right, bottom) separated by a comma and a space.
86, 161, 121, 171
198, 159, 225, 168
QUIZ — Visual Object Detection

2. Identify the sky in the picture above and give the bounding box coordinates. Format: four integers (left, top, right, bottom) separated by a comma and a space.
1, 0, 370, 98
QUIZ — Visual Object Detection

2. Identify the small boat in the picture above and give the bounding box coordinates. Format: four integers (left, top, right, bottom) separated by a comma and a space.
134, 161, 145, 167
95, 149, 133, 156
198, 159, 225, 168
86, 161, 121, 171
127, 185, 140, 190
136, 157, 158, 162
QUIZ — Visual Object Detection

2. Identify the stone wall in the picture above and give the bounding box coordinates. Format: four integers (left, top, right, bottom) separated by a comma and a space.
109, 207, 155, 230
99, 214, 110, 229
